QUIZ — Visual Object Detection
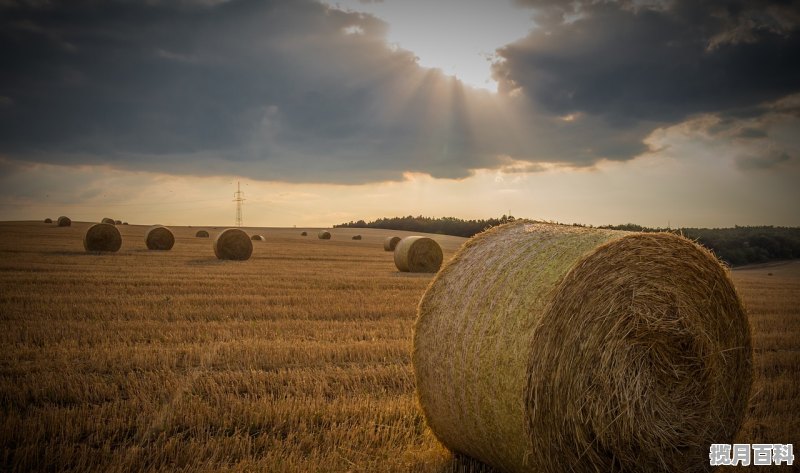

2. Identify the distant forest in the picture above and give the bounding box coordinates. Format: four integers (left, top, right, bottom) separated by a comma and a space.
334, 216, 800, 267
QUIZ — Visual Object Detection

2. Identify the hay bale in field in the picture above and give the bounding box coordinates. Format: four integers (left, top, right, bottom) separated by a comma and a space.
394, 236, 442, 273
318, 231, 331, 240
352, 235, 362, 240
196, 230, 210, 238
57, 216, 71, 227
44, 218, 52, 223
114, 219, 122, 225
145, 225, 175, 250
213, 228, 252, 261
83, 223, 122, 252
413, 221, 752, 473
101, 217, 115, 225
301, 231, 308, 236
251, 234, 265, 241
384, 236, 401, 251
122, 222, 129, 225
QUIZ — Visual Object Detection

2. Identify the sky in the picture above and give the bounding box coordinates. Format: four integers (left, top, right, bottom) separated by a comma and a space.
0, 0, 798, 228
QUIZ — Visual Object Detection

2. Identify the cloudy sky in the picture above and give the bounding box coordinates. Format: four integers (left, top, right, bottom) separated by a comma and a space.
1, 0, 798, 228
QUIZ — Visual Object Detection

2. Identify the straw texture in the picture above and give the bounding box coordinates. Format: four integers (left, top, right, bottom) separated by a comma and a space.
57, 216, 71, 227
145, 226, 175, 250
195, 230, 209, 238
384, 236, 401, 251
213, 228, 252, 261
413, 221, 752, 473
394, 236, 443, 273
318, 231, 331, 240
83, 223, 122, 252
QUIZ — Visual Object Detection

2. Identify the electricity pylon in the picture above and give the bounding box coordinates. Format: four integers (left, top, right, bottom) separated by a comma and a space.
233, 181, 245, 227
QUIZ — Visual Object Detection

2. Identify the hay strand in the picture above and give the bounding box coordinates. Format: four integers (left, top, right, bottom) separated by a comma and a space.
57, 216, 71, 227
145, 226, 175, 251
393, 236, 443, 273
101, 217, 116, 225
251, 234, 265, 241
413, 221, 752, 473
352, 235, 362, 240
213, 228, 253, 261
83, 223, 122, 252
318, 231, 331, 240
196, 230, 209, 238
384, 236, 401, 251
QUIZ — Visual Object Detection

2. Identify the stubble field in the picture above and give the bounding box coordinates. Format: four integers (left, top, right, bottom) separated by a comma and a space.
0, 221, 797, 472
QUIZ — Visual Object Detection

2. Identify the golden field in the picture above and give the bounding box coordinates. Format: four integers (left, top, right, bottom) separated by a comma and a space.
0, 221, 797, 472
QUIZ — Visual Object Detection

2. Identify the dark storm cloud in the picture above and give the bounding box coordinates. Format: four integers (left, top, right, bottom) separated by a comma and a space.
497, 0, 800, 161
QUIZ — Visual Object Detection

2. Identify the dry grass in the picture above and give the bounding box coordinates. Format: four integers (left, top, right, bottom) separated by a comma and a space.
0, 221, 796, 472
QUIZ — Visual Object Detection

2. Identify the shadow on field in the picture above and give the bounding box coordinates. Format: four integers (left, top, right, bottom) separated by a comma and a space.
442, 455, 498, 473
185, 259, 230, 266
391, 272, 437, 279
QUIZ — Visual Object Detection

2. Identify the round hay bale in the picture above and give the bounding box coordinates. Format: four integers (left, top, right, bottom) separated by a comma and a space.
251, 234, 265, 241
145, 225, 175, 251
384, 236, 401, 251
196, 230, 209, 238
83, 223, 122, 252
213, 228, 252, 261
413, 221, 752, 473
57, 216, 71, 227
101, 217, 115, 225
352, 235, 362, 240
394, 236, 442, 273
318, 231, 331, 240
301, 231, 308, 236
114, 219, 122, 225
44, 218, 52, 223
122, 222, 129, 225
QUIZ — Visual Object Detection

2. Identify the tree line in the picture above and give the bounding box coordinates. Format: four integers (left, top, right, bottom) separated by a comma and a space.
335, 216, 800, 267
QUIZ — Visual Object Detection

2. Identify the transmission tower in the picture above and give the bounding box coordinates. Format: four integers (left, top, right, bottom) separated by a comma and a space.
233, 181, 245, 227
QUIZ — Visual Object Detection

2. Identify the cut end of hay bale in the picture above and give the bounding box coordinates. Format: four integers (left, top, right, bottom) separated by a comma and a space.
195, 230, 209, 238
352, 235, 362, 240
213, 228, 253, 261
145, 226, 175, 251
383, 236, 401, 251
301, 231, 308, 236
251, 234, 265, 241
57, 216, 71, 227
83, 223, 122, 252
101, 217, 116, 225
394, 236, 443, 273
318, 231, 331, 240
44, 218, 52, 224
413, 221, 752, 473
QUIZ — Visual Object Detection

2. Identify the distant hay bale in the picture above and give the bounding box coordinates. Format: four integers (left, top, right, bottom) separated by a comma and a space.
213, 228, 253, 261
83, 223, 122, 252
196, 230, 209, 238
57, 216, 71, 227
394, 236, 442, 273
413, 221, 752, 473
352, 235, 362, 240
251, 234, 265, 241
101, 217, 116, 225
122, 222, 128, 225
145, 225, 175, 251
44, 218, 52, 223
114, 219, 122, 225
383, 236, 401, 251
318, 231, 331, 240
301, 231, 308, 236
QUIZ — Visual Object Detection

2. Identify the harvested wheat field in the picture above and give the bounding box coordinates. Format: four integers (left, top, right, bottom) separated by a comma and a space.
0, 221, 797, 472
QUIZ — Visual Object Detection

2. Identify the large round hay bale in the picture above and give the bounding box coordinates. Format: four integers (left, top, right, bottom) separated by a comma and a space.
213, 228, 252, 261
44, 218, 52, 223
318, 231, 331, 240
101, 217, 115, 225
83, 223, 122, 252
394, 236, 442, 273
196, 230, 209, 238
145, 225, 175, 250
413, 221, 752, 473
301, 231, 308, 236
251, 234, 265, 241
352, 235, 362, 240
57, 216, 71, 227
384, 236, 401, 251
114, 219, 122, 225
